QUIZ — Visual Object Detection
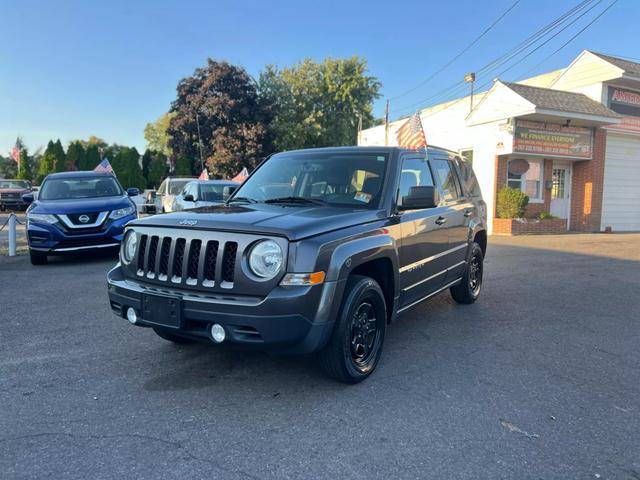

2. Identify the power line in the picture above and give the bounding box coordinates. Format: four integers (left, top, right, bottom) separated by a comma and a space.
517, 0, 621, 79
388, 0, 522, 102
390, 0, 598, 116
490, 0, 606, 80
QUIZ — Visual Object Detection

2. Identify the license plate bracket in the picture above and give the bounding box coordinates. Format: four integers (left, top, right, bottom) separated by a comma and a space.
142, 293, 182, 328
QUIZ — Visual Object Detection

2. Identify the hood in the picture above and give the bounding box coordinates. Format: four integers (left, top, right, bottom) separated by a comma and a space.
0, 188, 31, 194
32, 195, 132, 214
130, 203, 386, 241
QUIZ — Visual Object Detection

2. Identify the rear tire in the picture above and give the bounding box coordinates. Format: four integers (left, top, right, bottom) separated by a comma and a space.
29, 250, 48, 265
319, 275, 387, 384
152, 328, 195, 344
450, 242, 483, 304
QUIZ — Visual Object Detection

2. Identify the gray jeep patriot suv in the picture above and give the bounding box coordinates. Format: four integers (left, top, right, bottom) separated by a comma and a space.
107, 146, 487, 383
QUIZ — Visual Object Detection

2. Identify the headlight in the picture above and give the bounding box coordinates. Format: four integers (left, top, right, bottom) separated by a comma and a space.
248, 240, 283, 279
110, 205, 136, 220
27, 213, 57, 224
122, 230, 137, 264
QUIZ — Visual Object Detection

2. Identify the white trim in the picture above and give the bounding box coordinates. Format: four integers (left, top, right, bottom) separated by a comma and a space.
399, 243, 467, 273
398, 278, 463, 314
534, 108, 621, 126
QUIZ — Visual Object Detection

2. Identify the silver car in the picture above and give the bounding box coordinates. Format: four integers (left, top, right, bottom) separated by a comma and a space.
173, 180, 239, 211
154, 177, 195, 213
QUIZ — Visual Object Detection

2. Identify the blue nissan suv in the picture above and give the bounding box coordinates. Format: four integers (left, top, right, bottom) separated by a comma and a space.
23, 171, 138, 265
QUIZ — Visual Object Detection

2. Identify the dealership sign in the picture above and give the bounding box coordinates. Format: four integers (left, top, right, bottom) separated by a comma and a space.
513, 120, 593, 159
608, 87, 640, 117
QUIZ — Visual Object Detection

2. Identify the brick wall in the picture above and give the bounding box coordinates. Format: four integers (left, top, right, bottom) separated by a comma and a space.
493, 218, 568, 235
570, 128, 606, 232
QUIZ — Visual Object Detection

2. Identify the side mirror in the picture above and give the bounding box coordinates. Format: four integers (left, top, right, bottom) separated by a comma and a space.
127, 188, 140, 197
399, 186, 437, 210
22, 193, 35, 204
183, 194, 195, 202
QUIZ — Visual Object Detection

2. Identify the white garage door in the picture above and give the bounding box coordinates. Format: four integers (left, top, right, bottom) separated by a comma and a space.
602, 133, 640, 231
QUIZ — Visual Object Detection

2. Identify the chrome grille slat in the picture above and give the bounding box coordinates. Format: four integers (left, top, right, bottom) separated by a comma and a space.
128, 228, 286, 296
172, 238, 186, 283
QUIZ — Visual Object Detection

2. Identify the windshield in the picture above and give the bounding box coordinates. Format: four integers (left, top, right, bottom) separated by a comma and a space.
200, 184, 235, 202
39, 176, 123, 200
169, 180, 190, 195
0, 180, 30, 190
231, 152, 388, 209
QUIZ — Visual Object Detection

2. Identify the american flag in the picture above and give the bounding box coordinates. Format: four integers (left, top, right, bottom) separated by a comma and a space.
231, 167, 249, 183
198, 168, 209, 180
11, 139, 22, 163
94, 158, 114, 174
396, 112, 427, 149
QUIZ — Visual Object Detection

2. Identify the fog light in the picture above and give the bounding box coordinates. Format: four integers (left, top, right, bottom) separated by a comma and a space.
210, 323, 226, 343
126, 307, 138, 324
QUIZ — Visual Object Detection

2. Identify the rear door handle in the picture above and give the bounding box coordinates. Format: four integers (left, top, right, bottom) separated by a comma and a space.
464, 209, 472, 217
435, 216, 447, 226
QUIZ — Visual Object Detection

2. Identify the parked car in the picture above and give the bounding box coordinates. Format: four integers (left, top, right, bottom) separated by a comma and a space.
23, 171, 138, 265
173, 180, 239, 211
0, 179, 32, 211
153, 177, 195, 213
107, 146, 487, 383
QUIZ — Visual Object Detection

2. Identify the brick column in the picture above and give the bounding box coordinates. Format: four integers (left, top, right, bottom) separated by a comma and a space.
570, 128, 607, 232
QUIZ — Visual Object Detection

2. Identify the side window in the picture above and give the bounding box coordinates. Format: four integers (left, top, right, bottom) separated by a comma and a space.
430, 159, 462, 202
398, 157, 434, 206
455, 157, 482, 198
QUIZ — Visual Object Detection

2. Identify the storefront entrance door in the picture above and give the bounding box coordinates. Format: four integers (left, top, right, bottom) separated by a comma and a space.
551, 161, 571, 223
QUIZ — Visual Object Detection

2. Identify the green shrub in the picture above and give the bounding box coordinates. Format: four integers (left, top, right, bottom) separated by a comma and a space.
496, 187, 529, 219
538, 211, 556, 220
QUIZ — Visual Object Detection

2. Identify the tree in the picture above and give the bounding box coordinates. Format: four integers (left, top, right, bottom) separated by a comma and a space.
17, 149, 33, 181
85, 144, 101, 170
174, 156, 193, 176
144, 112, 175, 157
168, 59, 272, 178
65, 141, 85, 171
112, 147, 145, 189
258, 57, 381, 151
147, 153, 168, 188
37, 141, 57, 183
0, 154, 17, 179
52, 139, 66, 172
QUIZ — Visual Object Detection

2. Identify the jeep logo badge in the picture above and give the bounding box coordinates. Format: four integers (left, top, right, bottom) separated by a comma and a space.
179, 219, 198, 226
78, 214, 90, 224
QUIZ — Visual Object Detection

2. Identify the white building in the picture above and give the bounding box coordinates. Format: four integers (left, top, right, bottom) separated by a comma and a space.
359, 51, 640, 234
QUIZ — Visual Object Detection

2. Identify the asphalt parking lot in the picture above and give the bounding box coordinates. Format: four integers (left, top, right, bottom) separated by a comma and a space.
1, 234, 639, 479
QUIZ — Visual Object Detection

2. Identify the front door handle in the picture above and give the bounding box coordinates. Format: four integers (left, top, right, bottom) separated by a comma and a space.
463, 209, 472, 217
435, 216, 447, 226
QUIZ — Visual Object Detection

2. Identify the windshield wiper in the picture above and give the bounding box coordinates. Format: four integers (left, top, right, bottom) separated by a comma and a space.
264, 196, 327, 206
226, 196, 258, 204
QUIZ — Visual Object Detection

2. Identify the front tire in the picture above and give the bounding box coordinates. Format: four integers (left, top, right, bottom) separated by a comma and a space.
450, 241, 483, 304
319, 275, 387, 384
152, 327, 195, 344
29, 249, 48, 265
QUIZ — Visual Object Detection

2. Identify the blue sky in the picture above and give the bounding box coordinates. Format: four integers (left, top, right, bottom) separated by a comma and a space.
1, 0, 638, 155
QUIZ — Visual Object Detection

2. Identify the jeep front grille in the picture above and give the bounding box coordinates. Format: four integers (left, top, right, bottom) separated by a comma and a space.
136, 233, 240, 289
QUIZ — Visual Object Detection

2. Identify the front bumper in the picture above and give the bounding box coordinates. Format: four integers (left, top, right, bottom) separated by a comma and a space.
27, 214, 135, 253
0, 199, 28, 210
107, 264, 343, 354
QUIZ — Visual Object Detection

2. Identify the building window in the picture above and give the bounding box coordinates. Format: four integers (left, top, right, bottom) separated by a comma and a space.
507, 158, 543, 202
460, 149, 474, 165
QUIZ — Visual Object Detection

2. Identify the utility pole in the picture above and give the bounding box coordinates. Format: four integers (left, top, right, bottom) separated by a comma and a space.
195, 110, 205, 172
356, 113, 363, 145
465, 72, 476, 114
384, 100, 390, 146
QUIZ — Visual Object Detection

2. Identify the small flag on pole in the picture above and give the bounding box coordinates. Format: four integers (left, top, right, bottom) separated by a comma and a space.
396, 112, 427, 149
94, 158, 114, 174
11, 138, 22, 163
198, 168, 209, 180
231, 167, 249, 183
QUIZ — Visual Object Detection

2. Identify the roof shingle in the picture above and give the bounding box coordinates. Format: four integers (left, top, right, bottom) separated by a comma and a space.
590, 51, 640, 77
503, 82, 620, 118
